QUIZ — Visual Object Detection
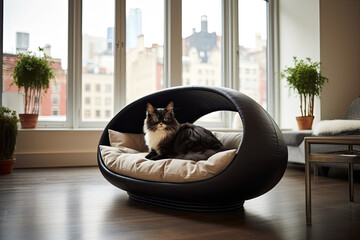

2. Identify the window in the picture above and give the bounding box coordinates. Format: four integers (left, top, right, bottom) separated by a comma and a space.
105, 110, 111, 118
182, 0, 222, 87
52, 108, 59, 116
182, 0, 225, 127
105, 84, 111, 93
84, 109, 91, 118
82, 0, 115, 122
125, 0, 164, 104
238, 0, 267, 109
85, 97, 91, 105
52, 83, 61, 93
1, 0, 271, 129
85, 84, 91, 92
95, 110, 101, 118
105, 97, 112, 106
2, 0, 68, 124
52, 95, 60, 105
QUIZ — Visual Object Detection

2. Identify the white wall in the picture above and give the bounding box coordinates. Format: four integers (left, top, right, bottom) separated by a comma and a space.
278, 0, 321, 130
14, 129, 102, 168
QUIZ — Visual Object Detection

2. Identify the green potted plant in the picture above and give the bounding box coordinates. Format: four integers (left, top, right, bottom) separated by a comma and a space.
11, 47, 55, 128
281, 57, 328, 130
0, 107, 19, 174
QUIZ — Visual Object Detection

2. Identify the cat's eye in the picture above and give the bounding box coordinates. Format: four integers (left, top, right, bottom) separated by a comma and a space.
152, 117, 158, 122
164, 118, 168, 122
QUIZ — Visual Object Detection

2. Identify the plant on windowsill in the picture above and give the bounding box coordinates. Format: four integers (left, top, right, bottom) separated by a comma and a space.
0, 107, 19, 174
11, 47, 55, 128
281, 57, 328, 130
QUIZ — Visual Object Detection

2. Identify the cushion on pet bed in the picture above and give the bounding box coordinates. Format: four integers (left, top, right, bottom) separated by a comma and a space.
99, 129, 240, 183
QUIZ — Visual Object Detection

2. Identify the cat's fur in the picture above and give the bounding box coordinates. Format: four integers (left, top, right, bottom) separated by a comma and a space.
143, 102, 227, 161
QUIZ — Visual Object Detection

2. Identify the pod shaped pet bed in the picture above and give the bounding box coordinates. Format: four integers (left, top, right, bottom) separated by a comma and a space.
97, 86, 288, 211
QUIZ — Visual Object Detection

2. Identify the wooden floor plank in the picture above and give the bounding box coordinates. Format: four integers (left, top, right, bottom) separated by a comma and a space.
1, 165, 360, 240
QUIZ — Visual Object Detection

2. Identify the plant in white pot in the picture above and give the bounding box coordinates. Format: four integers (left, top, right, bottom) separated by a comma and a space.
281, 57, 328, 130
11, 47, 55, 128
0, 107, 19, 174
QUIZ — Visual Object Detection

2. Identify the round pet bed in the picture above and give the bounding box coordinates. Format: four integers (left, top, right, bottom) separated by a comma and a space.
97, 86, 288, 211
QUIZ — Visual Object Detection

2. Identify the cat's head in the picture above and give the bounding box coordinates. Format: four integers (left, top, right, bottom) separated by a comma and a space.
144, 102, 179, 132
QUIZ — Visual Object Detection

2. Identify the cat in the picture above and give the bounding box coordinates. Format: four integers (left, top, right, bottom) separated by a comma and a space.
143, 102, 228, 161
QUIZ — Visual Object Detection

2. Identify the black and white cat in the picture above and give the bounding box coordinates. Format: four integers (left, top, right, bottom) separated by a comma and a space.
143, 102, 227, 161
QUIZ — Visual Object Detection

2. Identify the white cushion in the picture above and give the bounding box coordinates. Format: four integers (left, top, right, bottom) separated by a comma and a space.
313, 120, 360, 136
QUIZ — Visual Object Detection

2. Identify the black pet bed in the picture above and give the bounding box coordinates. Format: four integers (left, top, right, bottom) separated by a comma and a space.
97, 86, 288, 211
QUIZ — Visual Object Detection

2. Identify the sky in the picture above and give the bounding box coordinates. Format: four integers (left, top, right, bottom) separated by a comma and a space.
4, 0, 266, 68
4, 0, 68, 59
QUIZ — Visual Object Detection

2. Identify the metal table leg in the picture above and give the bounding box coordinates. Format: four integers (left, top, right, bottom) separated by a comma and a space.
305, 140, 312, 225
349, 163, 354, 202
349, 145, 354, 202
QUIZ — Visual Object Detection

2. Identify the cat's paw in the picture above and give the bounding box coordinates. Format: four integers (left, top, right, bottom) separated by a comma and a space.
145, 152, 157, 160
150, 155, 169, 160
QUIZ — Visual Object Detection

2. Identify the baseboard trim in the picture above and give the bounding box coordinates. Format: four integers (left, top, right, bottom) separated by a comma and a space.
14, 152, 98, 168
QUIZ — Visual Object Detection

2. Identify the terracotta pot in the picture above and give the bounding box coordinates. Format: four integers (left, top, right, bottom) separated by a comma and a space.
0, 158, 16, 174
19, 114, 38, 128
296, 116, 314, 130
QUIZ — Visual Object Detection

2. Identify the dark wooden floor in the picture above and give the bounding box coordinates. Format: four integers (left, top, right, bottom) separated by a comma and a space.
1, 165, 360, 240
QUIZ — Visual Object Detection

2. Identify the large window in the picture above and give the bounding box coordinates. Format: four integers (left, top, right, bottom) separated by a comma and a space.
238, 0, 267, 109
182, 0, 225, 126
182, 0, 222, 87
82, 0, 115, 122
126, 0, 164, 104
1, 0, 271, 129
2, 0, 68, 124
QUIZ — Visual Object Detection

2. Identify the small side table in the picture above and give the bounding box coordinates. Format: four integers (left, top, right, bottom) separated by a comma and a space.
305, 136, 360, 225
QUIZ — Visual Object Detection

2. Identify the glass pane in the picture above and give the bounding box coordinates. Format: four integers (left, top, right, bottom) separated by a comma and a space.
126, 0, 164, 104
82, 0, 115, 122
182, 0, 223, 125
3, 0, 68, 122
182, 0, 222, 87
238, 0, 267, 109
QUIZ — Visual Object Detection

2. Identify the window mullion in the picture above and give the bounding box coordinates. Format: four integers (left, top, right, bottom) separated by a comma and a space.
72, 0, 82, 128
165, 0, 182, 87
114, 0, 126, 112
267, 0, 280, 122
0, 0, 3, 107
66, 0, 77, 128
222, 0, 238, 128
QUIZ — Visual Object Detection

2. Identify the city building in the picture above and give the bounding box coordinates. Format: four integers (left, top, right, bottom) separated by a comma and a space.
3, 15, 265, 123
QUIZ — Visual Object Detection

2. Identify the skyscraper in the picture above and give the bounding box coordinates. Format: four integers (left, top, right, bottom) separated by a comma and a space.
126, 8, 142, 50
107, 27, 114, 53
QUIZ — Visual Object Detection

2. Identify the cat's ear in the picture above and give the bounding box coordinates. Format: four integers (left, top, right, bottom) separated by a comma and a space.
147, 103, 155, 113
165, 102, 174, 112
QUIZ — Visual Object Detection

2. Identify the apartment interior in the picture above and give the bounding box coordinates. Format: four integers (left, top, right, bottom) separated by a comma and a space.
1, 0, 360, 239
